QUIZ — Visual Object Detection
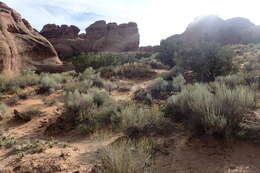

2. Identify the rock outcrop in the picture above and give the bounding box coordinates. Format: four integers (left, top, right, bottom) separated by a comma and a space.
0, 2, 61, 75
163, 15, 260, 45
40, 20, 140, 60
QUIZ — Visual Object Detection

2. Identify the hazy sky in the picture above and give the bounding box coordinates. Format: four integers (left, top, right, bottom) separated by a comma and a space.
5, 0, 260, 46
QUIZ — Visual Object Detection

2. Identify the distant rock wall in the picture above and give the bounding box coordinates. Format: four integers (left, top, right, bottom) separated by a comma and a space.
0, 2, 61, 75
40, 20, 140, 60
164, 15, 260, 45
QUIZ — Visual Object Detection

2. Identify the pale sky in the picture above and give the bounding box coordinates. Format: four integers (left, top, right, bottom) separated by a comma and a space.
4, 0, 260, 46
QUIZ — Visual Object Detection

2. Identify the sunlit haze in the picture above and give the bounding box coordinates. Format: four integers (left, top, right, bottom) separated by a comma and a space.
5, 0, 260, 46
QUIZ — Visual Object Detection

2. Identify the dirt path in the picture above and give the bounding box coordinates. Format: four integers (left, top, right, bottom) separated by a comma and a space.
110, 69, 168, 101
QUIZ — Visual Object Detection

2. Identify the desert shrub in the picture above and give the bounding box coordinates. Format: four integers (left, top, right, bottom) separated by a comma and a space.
147, 78, 169, 99
79, 67, 96, 80
165, 83, 256, 138
38, 74, 62, 94
118, 104, 164, 131
73, 52, 135, 73
64, 80, 93, 93
171, 74, 186, 92
160, 66, 185, 81
63, 90, 117, 134
158, 40, 235, 81
157, 38, 184, 66
97, 138, 154, 173
64, 90, 94, 115
88, 88, 111, 107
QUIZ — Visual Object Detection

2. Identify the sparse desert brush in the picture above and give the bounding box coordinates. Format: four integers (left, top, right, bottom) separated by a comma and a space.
118, 104, 164, 131
79, 67, 96, 80
64, 80, 93, 93
0, 103, 8, 119
63, 90, 119, 134
115, 63, 157, 80
216, 72, 260, 89
171, 74, 186, 92
72, 52, 135, 73
99, 66, 117, 79
64, 90, 94, 115
133, 89, 153, 105
216, 73, 247, 88
88, 88, 111, 106
147, 78, 169, 99
165, 82, 256, 138
38, 74, 62, 94
229, 44, 260, 72
103, 80, 118, 93
0, 72, 40, 93
160, 66, 185, 81
14, 139, 55, 154
0, 135, 16, 149
97, 138, 155, 173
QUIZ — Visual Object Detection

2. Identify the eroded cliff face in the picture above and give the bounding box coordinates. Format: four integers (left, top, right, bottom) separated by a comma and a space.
0, 2, 61, 75
40, 20, 140, 60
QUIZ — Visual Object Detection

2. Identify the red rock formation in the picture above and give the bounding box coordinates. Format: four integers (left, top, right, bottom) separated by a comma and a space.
41, 21, 140, 60
0, 2, 61, 75
41, 24, 80, 39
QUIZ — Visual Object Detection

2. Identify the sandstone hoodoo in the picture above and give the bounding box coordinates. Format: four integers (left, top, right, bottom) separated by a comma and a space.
163, 15, 260, 45
0, 2, 62, 75
40, 20, 140, 60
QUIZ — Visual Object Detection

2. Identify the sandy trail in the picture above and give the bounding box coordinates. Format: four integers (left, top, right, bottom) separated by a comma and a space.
110, 69, 168, 101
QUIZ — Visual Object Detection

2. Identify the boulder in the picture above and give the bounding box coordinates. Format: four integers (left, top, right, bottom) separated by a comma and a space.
41, 21, 140, 60
0, 2, 62, 75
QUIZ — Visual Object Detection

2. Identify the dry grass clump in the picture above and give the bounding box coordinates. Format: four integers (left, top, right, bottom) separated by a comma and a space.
97, 138, 155, 173
165, 82, 256, 138
118, 104, 164, 131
